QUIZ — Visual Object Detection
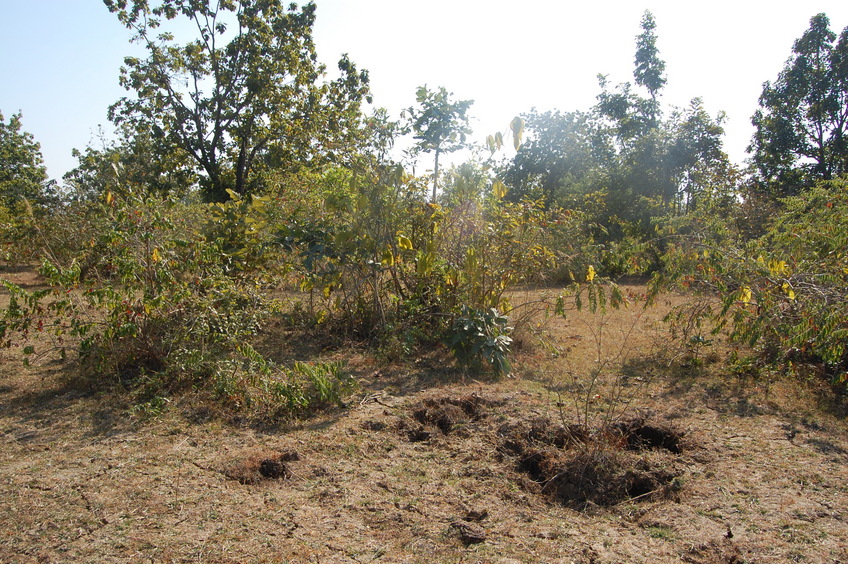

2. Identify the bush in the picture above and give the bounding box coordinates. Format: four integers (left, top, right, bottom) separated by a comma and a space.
446, 305, 513, 375
653, 179, 848, 385
0, 188, 357, 418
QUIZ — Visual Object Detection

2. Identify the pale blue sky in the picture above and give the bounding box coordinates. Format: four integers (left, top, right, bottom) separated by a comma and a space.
2, 1, 848, 181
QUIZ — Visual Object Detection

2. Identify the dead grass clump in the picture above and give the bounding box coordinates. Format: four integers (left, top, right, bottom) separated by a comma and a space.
222, 450, 300, 484
525, 446, 681, 508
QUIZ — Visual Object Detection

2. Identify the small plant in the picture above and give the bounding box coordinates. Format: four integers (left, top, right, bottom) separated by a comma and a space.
446, 305, 513, 375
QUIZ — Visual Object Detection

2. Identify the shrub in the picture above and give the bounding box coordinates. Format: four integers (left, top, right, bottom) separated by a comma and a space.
446, 305, 513, 375
653, 179, 848, 385
0, 188, 358, 418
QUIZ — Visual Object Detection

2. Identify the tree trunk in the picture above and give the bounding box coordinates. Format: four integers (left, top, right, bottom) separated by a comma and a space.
432, 147, 441, 203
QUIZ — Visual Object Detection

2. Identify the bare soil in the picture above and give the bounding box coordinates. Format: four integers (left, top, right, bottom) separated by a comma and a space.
2, 267, 848, 563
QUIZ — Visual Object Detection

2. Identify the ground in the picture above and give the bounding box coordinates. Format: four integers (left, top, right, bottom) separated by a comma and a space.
1, 267, 847, 563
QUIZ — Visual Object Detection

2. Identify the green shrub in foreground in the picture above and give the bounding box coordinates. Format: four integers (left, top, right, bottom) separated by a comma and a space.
0, 189, 353, 418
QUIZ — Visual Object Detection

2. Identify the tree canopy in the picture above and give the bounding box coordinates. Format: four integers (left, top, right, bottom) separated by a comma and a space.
105, 0, 370, 201
0, 111, 50, 213
405, 85, 473, 203
750, 13, 848, 196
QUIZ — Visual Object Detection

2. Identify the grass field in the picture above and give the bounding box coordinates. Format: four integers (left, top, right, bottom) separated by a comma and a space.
2, 266, 847, 563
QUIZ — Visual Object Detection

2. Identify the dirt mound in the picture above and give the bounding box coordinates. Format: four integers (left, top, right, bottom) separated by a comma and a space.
498, 416, 589, 451
222, 450, 300, 485
682, 539, 742, 563
500, 416, 686, 508
401, 394, 489, 440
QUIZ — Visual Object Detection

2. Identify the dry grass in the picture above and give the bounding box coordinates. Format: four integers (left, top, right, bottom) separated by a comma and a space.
2, 267, 848, 562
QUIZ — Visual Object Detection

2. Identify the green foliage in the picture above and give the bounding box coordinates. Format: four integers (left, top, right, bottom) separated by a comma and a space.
208, 352, 355, 416
653, 178, 848, 385
204, 188, 273, 273
63, 125, 196, 201
447, 305, 512, 375
498, 19, 734, 273
404, 85, 474, 202
0, 110, 51, 212
0, 188, 357, 417
105, 0, 370, 201
500, 109, 600, 206
278, 163, 430, 334
633, 11, 666, 116
750, 13, 848, 196
0, 111, 57, 262
441, 197, 557, 310
1, 191, 261, 376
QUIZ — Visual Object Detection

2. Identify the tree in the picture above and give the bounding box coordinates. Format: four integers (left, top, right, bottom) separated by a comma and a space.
750, 13, 848, 196
0, 111, 51, 212
500, 109, 601, 206
666, 99, 733, 213
405, 85, 473, 203
64, 124, 197, 201
105, 0, 370, 201
633, 10, 666, 126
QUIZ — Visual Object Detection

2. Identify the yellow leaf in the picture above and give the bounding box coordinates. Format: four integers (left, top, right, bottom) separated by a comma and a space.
586, 265, 596, 282
492, 180, 507, 199
769, 259, 788, 276
782, 283, 796, 301
757, 255, 765, 266
151, 248, 161, 263
105, 191, 115, 206
382, 246, 395, 267
703, 249, 710, 259
740, 287, 752, 304
397, 234, 413, 251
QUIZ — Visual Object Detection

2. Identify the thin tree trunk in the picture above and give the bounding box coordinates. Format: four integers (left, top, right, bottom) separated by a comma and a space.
432, 147, 441, 203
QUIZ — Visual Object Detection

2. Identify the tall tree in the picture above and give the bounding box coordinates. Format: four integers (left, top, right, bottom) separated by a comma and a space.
0, 111, 50, 212
405, 85, 473, 203
633, 10, 666, 126
593, 10, 732, 225
105, 0, 370, 201
750, 13, 848, 196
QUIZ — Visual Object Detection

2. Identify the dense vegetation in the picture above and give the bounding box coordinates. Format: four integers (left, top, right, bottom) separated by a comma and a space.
2, 2, 848, 418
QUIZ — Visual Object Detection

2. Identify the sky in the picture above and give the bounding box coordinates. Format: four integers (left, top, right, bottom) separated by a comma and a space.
2, 1, 848, 182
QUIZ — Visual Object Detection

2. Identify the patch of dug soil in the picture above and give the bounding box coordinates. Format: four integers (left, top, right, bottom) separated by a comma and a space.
400, 393, 490, 440
222, 449, 300, 485
499, 415, 686, 509
681, 539, 743, 563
